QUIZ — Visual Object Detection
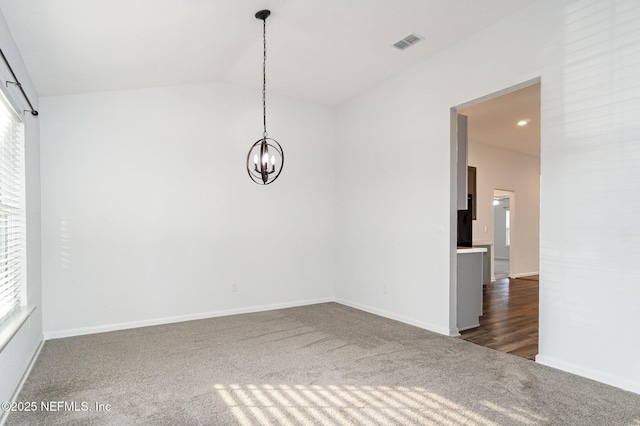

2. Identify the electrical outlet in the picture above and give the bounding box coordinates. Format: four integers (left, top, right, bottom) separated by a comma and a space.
232, 283, 237, 292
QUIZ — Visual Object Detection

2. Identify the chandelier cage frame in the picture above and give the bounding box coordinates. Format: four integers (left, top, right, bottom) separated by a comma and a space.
246, 137, 284, 185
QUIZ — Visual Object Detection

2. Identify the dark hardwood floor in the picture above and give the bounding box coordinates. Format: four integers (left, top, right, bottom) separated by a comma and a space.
460, 275, 539, 360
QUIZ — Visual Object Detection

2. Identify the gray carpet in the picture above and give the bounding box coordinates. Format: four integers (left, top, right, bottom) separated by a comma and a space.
6, 303, 640, 425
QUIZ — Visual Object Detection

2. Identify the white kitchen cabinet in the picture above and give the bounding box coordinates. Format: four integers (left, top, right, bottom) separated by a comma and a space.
456, 248, 486, 331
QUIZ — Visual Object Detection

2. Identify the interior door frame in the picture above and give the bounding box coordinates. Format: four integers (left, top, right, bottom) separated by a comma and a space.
449, 77, 540, 336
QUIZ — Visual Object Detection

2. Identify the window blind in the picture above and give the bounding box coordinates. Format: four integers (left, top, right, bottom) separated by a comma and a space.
0, 89, 25, 327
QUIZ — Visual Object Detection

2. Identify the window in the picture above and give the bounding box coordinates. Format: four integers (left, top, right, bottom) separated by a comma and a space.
505, 208, 510, 247
0, 89, 26, 327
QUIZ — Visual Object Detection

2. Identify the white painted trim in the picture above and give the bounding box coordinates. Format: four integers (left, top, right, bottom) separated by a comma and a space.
454, 77, 541, 110
0, 339, 44, 426
0, 305, 37, 352
511, 271, 539, 279
535, 354, 640, 395
335, 298, 454, 336
44, 297, 335, 340
457, 323, 480, 332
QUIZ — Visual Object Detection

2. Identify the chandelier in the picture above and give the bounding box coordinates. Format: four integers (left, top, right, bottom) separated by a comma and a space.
246, 10, 284, 185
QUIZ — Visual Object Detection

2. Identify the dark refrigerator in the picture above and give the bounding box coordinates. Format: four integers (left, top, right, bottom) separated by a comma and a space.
457, 194, 473, 247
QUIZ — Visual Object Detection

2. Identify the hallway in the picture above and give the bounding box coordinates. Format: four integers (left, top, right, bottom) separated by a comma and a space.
460, 276, 539, 360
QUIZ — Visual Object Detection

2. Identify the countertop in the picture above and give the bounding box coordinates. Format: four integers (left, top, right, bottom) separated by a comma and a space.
456, 247, 488, 254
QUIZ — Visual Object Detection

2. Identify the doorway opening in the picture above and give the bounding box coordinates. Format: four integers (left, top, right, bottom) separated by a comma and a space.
450, 78, 540, 360
493, 189, 514, 279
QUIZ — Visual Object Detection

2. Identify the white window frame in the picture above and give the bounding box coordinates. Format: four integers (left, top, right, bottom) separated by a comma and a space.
0, 86, 27, 332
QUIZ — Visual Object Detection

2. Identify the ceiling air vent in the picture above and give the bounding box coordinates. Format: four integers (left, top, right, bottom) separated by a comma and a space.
393, 33, 422, 50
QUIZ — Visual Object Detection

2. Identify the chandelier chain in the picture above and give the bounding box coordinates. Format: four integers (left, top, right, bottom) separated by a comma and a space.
262, 18, 267, 138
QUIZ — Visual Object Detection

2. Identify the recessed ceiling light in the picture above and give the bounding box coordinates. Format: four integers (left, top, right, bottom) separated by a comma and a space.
517, 120, 528, 126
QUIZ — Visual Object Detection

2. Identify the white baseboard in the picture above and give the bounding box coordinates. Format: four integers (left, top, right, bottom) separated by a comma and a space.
457, 323, 480, 332
511, 271, 539, 278
535, 354, 640, 395
335, 298, 455, 336
43, 297, 335, 340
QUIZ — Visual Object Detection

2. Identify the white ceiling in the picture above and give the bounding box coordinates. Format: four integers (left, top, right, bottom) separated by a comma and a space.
459, 83, 540, 157
0, 0, 536, 106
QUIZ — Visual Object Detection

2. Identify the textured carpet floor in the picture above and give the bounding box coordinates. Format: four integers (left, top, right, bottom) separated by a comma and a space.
6, 303, 640, 425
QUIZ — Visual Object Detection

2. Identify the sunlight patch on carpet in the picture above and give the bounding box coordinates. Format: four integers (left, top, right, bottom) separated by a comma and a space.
214, 383, 549, 425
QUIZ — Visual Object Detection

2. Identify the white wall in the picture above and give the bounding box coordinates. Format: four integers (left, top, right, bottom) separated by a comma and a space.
40, 82, 335, 337
0, 9, 42, 415
335, 0, 640, 393
334, 71, 453, 335
7, 0, 640, 398
536, 0, 640, 394
469, 142, 540, 276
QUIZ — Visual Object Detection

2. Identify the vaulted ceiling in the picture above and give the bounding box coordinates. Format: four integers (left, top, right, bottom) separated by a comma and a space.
0, 0, 536, 106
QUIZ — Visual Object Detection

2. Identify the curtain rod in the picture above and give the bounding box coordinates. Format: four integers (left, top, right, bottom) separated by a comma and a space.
0, 48, 38, 116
